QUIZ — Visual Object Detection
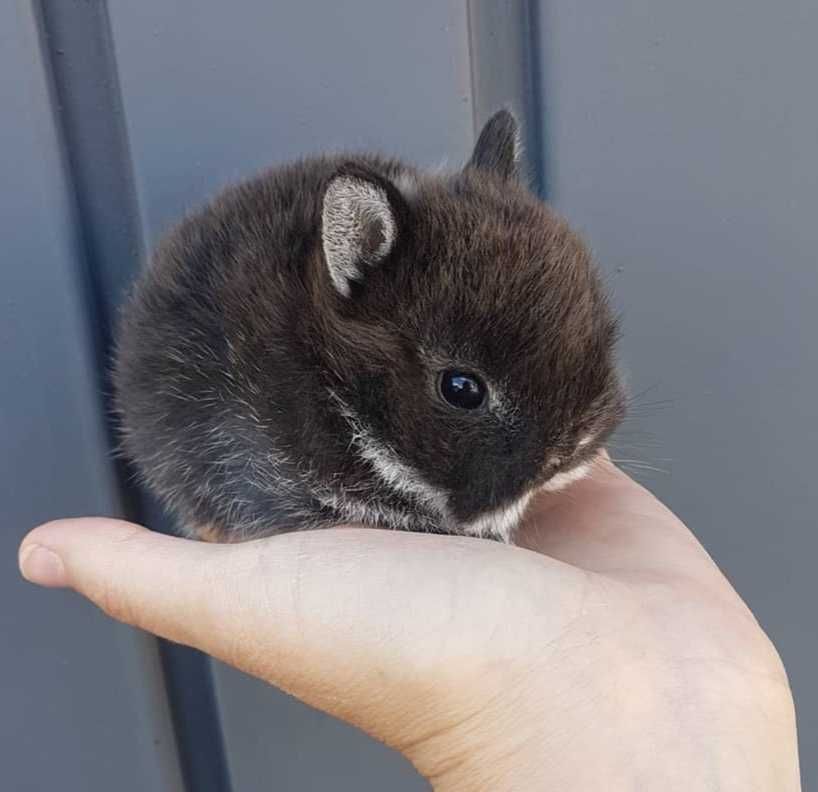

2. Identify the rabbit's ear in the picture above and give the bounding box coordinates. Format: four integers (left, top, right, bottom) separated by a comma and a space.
321, 173, 398, 297
467, 109, 521, 181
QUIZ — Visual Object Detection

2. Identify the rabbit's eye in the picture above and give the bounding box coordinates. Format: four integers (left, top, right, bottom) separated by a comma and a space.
439, 370, 486, 410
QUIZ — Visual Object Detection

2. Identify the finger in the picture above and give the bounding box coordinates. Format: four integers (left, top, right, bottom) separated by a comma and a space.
518, 455, 731, 589
19, 519, 233, 647
19, 518, 583, 750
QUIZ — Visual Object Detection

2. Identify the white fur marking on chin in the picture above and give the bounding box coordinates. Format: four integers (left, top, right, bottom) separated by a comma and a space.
328, 390, 451, 520
314, 491, 420, 531
460, 489, 534, 544
541, 461, 593, 493
356, 437, 450, 517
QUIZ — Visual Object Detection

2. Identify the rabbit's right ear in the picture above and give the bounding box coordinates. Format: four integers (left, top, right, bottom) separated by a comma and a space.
321, 172, 398, 297
467, 109, 521, 181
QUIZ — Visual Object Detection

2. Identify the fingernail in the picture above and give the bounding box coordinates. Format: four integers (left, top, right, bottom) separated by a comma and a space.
19, 544, 68, 587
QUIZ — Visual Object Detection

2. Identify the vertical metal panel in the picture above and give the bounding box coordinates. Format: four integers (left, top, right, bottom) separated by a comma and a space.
38, 0, 145, 325
36, 3, 234, 790
0, 3, 183, 791
467, 0, 545, 192
536, 1, 817, 785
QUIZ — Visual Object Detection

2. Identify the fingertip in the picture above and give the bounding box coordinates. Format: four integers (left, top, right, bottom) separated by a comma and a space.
18, 517, 152, 587
587, 448, 634, 485
19, 543, 68, 587
590, 448, 618, 474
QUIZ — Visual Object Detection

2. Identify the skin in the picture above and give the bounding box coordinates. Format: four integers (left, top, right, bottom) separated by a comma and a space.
18, 454, 801, 790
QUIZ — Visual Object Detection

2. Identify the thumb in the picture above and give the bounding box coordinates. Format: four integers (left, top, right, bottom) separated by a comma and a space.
19, 518, 258, 651
18, 518, 426, 733
18, 518, 577, 759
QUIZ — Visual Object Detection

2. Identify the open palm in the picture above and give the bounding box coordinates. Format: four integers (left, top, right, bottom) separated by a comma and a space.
19, 455, 800, 790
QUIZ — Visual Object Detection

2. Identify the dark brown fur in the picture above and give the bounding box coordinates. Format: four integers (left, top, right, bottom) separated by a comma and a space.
114, 111, 625, 542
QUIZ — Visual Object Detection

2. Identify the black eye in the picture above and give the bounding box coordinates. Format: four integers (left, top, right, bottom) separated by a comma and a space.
439, 370, 486, 410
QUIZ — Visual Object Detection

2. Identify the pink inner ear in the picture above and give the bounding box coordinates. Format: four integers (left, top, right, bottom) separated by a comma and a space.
360, 213, 387, 261
322, 176, 396, 296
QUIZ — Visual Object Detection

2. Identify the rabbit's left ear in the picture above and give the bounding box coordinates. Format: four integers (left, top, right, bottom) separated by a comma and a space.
467, 109, 521, 181
321, 172, 398, 297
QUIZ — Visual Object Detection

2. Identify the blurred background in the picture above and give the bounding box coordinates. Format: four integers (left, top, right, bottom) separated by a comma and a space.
2, 1, 815, 789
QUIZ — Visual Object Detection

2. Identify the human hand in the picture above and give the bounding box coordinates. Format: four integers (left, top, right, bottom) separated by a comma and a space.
18, 455, 800, 790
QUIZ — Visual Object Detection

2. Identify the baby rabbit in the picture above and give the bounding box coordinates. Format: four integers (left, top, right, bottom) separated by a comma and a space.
114, 110, 625, 543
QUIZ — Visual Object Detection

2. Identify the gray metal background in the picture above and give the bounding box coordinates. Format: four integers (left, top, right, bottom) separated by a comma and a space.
1, 1, 814, 789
